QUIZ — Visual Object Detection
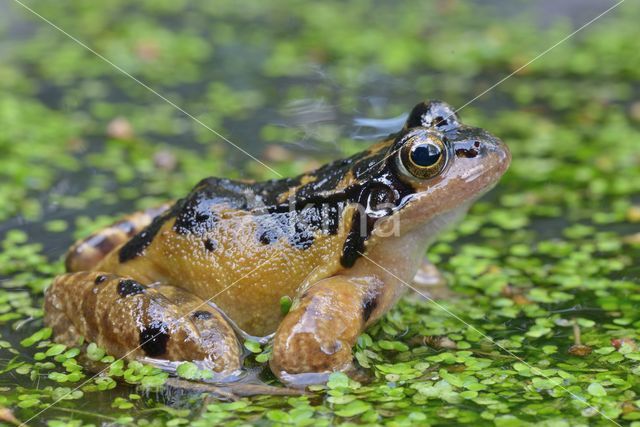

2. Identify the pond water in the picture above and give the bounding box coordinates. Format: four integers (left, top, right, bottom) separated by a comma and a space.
1, 0, 639, 425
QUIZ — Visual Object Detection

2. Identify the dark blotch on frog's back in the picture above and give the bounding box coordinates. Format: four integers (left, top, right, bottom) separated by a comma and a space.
119, 178, 253, 263
173, 178, 254, 235
289, 220, 315, 250
255, 212, 288, 245
252, 176, 302, 206
119, 203, 182, 263
255, 147, 379, 208
203, 238, 217, 252
254, 209, 320, 249
139, 322, 170, 357
173, 176, 343, 253
251, 152, 378, 249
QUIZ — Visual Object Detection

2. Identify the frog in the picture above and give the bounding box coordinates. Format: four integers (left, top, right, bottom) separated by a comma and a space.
44, 100, 510, 385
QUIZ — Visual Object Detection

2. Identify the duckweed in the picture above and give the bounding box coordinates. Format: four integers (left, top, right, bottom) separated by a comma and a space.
1, 0, 639, 425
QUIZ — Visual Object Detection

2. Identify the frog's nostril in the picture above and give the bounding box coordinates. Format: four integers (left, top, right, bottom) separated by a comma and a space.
454, 139, 482, 158
455, 146, 479, 158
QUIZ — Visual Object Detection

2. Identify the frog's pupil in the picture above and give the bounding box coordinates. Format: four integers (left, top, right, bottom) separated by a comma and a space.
411, 143, 441, 167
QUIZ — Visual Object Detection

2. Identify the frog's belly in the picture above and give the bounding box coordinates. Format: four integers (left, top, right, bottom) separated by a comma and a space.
100, 216, 346, 336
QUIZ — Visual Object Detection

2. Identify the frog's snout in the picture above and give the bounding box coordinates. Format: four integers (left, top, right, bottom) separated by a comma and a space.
438, 125, 511, 201
483, 133, 511, 177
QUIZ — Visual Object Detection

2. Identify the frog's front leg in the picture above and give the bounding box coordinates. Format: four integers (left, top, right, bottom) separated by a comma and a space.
270, 275, 385, 383
44, 272, 242, 373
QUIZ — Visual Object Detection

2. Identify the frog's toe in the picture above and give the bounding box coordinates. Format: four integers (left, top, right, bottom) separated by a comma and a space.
409, 256, 451, 301
44, 272, 242, 373
412, 257, 446, 288
65, 204, 171, 272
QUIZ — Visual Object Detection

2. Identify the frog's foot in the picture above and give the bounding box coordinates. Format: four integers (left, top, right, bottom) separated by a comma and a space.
44, 271, 242, 373
65, 203, 171, 272
270, 276, 381, 386
409, 256, 451, 300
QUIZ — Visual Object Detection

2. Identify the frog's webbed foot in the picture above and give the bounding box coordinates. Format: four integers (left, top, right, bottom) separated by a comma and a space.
409, 256, 451, 300
44, 272, 242, 373
270, 276, 382, 386
65, 203, 171, 272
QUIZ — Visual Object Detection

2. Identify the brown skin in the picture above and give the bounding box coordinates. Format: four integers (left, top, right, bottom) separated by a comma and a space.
270, 275, 384, 377
44, 100, 510, 384
64, 204, 171, 272
92, 209, 353, 335
45, 272, 242, 372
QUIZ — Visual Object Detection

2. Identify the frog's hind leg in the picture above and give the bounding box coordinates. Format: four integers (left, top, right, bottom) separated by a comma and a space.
44, 271, 242, 373
65, 203, 171, 272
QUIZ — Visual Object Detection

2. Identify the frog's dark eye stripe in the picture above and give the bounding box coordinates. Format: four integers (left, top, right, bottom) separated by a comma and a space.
398, 130, 448, 180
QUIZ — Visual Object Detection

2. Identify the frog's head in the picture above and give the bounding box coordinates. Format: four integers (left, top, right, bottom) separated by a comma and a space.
270, 100, 509, 269
366, 100, 511, 240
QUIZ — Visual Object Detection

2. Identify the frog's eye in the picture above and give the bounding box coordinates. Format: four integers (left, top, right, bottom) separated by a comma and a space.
399, 134, 448, 179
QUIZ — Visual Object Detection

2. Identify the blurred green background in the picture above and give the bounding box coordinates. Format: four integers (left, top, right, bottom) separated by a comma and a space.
1, 0, 639, 425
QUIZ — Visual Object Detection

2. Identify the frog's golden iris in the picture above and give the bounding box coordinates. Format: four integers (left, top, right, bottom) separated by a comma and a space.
398, 129, 448, 180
